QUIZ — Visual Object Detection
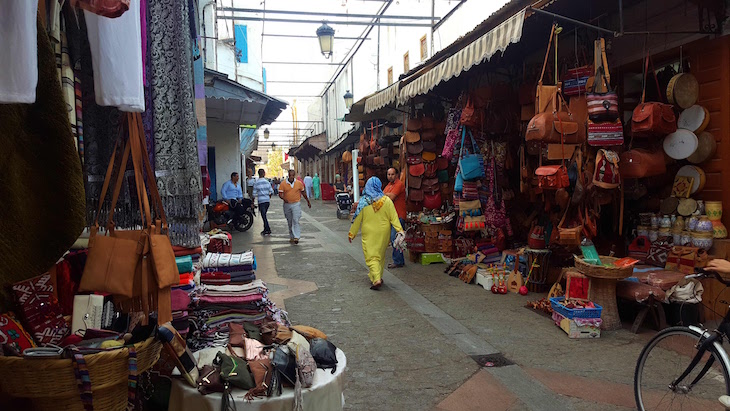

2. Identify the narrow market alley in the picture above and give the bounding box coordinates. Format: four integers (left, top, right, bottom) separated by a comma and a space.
233, 198, 655, 411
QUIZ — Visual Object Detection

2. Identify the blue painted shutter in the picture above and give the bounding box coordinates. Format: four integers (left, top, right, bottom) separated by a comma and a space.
234, 25, 248, 63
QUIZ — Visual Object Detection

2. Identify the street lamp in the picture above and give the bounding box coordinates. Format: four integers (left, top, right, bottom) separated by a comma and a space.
343, 90, 353, 109
316, 23, 335, 59
263, 128, 270, 139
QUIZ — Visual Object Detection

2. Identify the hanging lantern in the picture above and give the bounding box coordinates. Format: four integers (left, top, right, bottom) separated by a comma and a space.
343, 90, 353, 109
316, 23, 335, 59
263, 128, 270, 139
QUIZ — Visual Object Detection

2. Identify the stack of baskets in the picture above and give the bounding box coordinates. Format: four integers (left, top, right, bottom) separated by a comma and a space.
0, 337, 161, 410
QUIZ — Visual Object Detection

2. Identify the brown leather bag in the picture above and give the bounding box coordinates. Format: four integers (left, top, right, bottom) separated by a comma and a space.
81, 113, 175, 324
620, 148, 666, 178
410, 188, 424, 202
407, 142, 423, 154
631, 55, 677, 137
245, 358, 273, 400
422, 177, 439, 193
535, 24, 560, 115
407, 117, 422, 131
409, 175, 422, 189
71, 0, 130, 18
525, 95, 584, 143
421, 129, 437, 141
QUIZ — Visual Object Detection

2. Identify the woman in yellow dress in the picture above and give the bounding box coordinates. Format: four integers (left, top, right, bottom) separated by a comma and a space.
348, 177, 404, 290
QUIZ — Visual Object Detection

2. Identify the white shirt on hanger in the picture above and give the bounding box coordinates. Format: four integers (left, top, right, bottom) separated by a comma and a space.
84, 0, 145, 112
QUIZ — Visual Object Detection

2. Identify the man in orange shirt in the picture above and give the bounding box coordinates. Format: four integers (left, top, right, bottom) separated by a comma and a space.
383, 167, 406, 268
279, 169, 311, 244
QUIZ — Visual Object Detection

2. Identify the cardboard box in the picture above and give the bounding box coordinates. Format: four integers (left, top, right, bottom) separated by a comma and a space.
552, 311, 601, 339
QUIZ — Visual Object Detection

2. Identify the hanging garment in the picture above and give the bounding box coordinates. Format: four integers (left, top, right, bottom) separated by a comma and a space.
0, 0, 39, 103
148, 0, 204, 247
0, 13, 85, 310
84, 0, 144, 112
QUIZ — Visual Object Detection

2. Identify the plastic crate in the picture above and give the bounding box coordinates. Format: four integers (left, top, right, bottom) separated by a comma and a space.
420, 253, 446, 265
549, 297, 603, 319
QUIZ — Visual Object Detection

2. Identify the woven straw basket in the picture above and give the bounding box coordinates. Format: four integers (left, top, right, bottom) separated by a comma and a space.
574, 256, 633, 280
0, 337, 161, 410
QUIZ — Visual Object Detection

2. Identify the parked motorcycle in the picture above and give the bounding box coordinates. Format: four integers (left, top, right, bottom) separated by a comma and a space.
208, 198, 255, 232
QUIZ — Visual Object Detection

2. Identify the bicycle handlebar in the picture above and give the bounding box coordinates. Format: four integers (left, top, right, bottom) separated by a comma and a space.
685, 269, 730, 286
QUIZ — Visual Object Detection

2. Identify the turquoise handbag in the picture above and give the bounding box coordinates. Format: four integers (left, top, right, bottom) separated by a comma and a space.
458, 128, 485, 181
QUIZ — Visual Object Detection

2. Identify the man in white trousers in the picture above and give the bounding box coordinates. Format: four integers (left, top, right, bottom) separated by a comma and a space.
278, 169, 311, 244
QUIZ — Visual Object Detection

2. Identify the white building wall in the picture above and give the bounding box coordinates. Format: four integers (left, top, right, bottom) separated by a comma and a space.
207, 120, 241, 195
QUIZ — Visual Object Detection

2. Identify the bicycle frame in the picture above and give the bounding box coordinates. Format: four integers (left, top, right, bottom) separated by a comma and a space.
669, 322, 730, 392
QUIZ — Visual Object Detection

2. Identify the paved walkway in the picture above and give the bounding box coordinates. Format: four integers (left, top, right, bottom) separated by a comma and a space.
231, 197, 656, 411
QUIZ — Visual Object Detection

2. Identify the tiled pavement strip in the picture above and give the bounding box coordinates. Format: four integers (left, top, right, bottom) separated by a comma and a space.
233, 197, 647, 410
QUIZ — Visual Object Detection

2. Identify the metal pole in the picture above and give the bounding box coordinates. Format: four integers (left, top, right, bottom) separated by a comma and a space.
263, 61, 345, 65
216, 16, 434, 27
618, 0, 624, 35
267, 80, 333, 84
431, 0, 435, 55
433, 0, 466, 31
528, 7, 617, 36
218, 7, 441, 21
376, 21, 381, 90
262, 33, 370, 40
351, 149, 359, 203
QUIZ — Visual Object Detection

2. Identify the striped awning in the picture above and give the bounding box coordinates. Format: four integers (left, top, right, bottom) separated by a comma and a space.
397, 8, 526, 105
364, 83, 400, 114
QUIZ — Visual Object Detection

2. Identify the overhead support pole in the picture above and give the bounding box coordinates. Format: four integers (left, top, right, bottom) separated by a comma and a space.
263, 61, 345, 65
262, 33, 370, 40
527, 7, 618, 37
267, 80, 334, 84
216, 16, 434, 27
218, 7, 441, 21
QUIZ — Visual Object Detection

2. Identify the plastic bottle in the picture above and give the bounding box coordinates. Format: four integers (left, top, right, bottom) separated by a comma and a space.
579, 238, 601, 265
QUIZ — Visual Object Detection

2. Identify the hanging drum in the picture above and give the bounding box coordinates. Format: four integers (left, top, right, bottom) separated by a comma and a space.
687, 131, 717, 164
676, 165, 706, 194
667, 72, 699, 109
663, 129, 698, 160
677, 105, 709, 133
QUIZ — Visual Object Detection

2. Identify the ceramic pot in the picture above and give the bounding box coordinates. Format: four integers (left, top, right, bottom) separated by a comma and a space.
686, 215, 700, 231
673, 216, 685, 231
651, 214, 661, 229
660, 215, 672, 228
696, 200, 705, 215
713, 220, 728, 239
637, 226, 649, 238
706, 201, 723, 221
649, 229, 659, 243
692, 232, 713, 251
672, 230, 683, 245
639, 213, 654, 226
680, 231, 693, 246
696, 215, 713, 233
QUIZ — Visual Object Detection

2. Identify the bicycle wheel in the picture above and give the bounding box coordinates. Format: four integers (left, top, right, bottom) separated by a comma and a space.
635, 326, 730, 410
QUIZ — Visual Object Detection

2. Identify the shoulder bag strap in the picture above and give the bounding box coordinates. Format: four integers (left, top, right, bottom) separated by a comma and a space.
105, 137, 133, 230
133, 112, 168, 232
600, 38, 610, 86
467, 128, 479, 153
459, 126, 467, 159
539, 24, 557, 85
92, 137, 122, 231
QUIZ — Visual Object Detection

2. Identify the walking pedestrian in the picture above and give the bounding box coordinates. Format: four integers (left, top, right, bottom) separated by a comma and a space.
348, 177, 404, 290
303, 173, 313, 200
279, 169, 311, 244
383, 168, 406, 269
253, 169, 274, 235
313, 173, 321, 200
246, 171, 256, 200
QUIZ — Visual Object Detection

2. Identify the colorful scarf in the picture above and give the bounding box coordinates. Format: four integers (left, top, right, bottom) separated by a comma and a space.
352, 177, 385, 221
148, 0, 203, 247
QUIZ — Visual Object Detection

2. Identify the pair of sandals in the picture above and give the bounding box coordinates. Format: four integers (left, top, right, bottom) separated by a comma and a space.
370, 279, 383, 290
289, 238, 299, 244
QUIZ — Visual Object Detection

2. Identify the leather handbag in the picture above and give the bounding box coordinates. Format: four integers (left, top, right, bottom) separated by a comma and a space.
631, 55, 677, 137
424, 162, 438, 178
197, 365, 225, 395
665, 246, 699, 274
528, 225, 547, 249
422, 140, 438, 152
404, 131, 421, 143
409, 163, 425, 176
423, 192, 442, 210
81, 113, 175, 324
422, 177, 439, 193
409, 174, 422, 189
407, 142, 423, 155
619, 148, 666, 178
436, 157, 449, 170
244, 358, 273, 400
71, 0, 130, 18
422, 129, 437, 141
535, 24, 561, 115
421, 117, 434, 129
406, 154, 422, 165
557, 207, 581, 247
535, 165, 569, 190
628, 236, 652, 263
407, 117, 422, 131
216, 351, 256, 390
460, 97, 480, 127
525, 95, 583, 144
410, 188, 424, 201
457, 128, 485, 181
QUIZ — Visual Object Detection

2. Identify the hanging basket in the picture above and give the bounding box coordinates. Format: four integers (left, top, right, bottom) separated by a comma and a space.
0, 337, 161, 410
574, 256, 633, 280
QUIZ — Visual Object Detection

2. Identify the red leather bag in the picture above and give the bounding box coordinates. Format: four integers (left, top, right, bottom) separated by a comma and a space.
460, 97, 479, 127
423, 192, 442, 210
631, 55, 677, 137
528, 225, 546, 249
410, 188, 424, 202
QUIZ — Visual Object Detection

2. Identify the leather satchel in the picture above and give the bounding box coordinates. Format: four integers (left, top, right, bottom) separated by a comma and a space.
81, 113, 175, 324
525, 95, 584, 144
410, 188, 424, 202
631, 55, 677, 137
535, 24, 560, 115
665, 246, 699, 274
423, 192, 442, 210
197, 365, 225, 395
619, 148, 666, 179
535, 165, 570, 190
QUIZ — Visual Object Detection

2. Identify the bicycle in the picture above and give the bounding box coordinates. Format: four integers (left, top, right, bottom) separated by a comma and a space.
634, 270, 730, 410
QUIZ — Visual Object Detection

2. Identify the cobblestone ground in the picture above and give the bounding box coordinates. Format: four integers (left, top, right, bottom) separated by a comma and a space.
231, 197, 660, 411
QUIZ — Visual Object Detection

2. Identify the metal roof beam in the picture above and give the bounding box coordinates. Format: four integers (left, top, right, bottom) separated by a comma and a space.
262, 33, 370, 40
216, 16, 434, 27
218, 7, 440, 21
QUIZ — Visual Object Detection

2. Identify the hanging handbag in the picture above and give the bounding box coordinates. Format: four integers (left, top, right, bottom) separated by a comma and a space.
483, 158, 507, 229
665, 246, 699, 274
535, 24, 560, 115
528, 225, 547, 249
81, 113, 175, 324
620, 148, 666, 178
563, 65, 593, 96
592, 149, 621, 189
458, 199, 482, 217
646, 237, 674, 267
460, 96, 479, 127
535, 166, 570, 190
586, 39, 619, 121
423, 192, 442, 210
458, 127, 485, 181
628, 236, 652, 263
631, 54, 677, 137
587, 119, 624, 146
557, 207, 582, 247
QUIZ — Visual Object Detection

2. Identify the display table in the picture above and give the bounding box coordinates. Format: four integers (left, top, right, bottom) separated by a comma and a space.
576, 257, 634, 331
169, 349, 346, 411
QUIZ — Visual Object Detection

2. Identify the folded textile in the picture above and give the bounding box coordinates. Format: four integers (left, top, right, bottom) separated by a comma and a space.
201, 271, 230, 285
173, 245, 202, 257
178, 273, 194, 286
204, 280, 266, 293
202, 251, 254, 269
171, 289, 191, 311
199, 294, 265, 305
203, 266, 253, 274
176, 255, 193, 274
172, 283, 195, 292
